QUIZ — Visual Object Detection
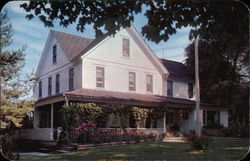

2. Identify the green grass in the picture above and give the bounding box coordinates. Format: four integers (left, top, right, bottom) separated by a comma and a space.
20, 140, 249, 161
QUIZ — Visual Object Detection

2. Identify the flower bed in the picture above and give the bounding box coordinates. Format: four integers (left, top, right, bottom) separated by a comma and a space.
75, 121, 159, 145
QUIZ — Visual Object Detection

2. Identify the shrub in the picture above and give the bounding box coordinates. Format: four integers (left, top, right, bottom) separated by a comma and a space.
76, 121, 97, 144
186, 132, 212, 150
203, 122, 224, 129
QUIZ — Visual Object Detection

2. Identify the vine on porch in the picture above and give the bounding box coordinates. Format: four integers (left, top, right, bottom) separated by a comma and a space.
57, 103, 164, 146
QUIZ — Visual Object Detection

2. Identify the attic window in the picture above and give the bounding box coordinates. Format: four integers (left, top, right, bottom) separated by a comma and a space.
122, 38, 130, 57
53, 45, 57, 64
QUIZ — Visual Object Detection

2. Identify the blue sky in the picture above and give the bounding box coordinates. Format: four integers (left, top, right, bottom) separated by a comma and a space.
2, 1, 192, 75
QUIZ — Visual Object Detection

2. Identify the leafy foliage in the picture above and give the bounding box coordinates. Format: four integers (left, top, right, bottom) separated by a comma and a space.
0, 11, 35, 160
20, 1, 248, 43
0, 11, 34, 133
186, 131, 212, 150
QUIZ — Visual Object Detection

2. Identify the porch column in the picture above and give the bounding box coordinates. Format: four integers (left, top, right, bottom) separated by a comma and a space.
51, 103, 54, 128
50, 103, 54, 140
163, 111, 166, 132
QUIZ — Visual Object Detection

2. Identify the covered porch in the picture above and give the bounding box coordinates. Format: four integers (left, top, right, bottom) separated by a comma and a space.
20, 88, 229, 141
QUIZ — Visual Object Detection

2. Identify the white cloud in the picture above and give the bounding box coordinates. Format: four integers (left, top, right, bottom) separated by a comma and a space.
4, 1, 29, 15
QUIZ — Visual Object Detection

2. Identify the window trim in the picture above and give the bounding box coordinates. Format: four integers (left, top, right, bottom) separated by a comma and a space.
96, 66, 105, 88
128, 72, 136, 91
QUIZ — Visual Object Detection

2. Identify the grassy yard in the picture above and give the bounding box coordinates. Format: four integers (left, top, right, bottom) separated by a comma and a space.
20, 139, 249, 161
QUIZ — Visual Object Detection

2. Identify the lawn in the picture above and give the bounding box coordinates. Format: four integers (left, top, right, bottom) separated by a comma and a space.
20, 139, 249, 161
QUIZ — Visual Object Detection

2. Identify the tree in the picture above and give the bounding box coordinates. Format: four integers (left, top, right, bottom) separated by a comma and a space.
0, 11, 34, 160
19, 1, 248, 44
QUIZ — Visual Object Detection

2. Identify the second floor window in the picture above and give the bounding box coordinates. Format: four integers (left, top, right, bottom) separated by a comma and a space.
48, 77, 52, 96
146, 75, 153, 93
39, 81, 42, 98
56, 74, 60, 94
188, 83, 193, 98
167, 80, 173, 97
69, 68, 74, 90
122, 38, 130, 57
53, 45, 57, 64
96, 67, 104, 88
129, 72, 136, 91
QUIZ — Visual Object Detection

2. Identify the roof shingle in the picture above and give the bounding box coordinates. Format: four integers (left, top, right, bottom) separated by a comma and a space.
64, 88, 196, 105
160, 58, 193, 81
51, 30, 94, 61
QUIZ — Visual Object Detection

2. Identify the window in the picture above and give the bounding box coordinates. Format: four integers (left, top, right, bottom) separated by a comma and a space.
56, 74, 60, 94
122, 38, 130, 57
48, 77, 52, 96
188, 83, 193, 98
96, 67, 104, 88
39, 81, 42, 98
39, 111, 51, 128
167, 80, 173, 97
146, 75, 153, 93
206, 111, 220, 125
129, 72, 136, 91
53, 45, 57, 64
69, 68, 74, 90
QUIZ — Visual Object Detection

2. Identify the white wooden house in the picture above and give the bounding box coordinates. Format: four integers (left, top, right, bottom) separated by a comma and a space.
21, 25, 229, 141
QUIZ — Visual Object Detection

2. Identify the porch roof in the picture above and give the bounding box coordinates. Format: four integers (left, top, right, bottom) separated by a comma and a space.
35, 88, 229, 110
63, 88, 196, 108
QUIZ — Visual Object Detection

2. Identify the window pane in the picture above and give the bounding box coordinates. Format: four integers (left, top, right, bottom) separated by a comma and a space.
146, 75, 153, 92
53, 45, 57, 64
48, 77, 52, 96
69, 68, 74, 90
56, 74, 60, 93
39, 81, 42, 98
129, 72, 136, 91
167, 80, 173, 97
96, 67, 104, 88
188, 83, 193, 98
122, 38, 130, 57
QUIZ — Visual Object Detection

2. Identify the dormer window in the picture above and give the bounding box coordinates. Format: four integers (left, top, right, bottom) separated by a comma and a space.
122, 38, 130, 57
53, 45, 57, 64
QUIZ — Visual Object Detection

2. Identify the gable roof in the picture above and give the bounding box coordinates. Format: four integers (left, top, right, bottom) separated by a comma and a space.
51, 30, 94, 61
160, 58, 193, 81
